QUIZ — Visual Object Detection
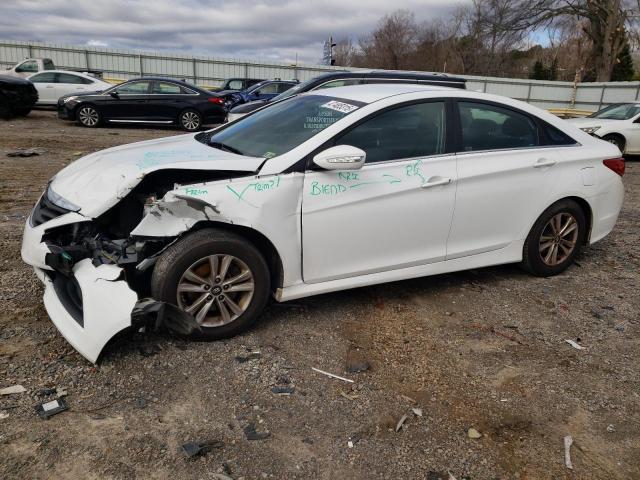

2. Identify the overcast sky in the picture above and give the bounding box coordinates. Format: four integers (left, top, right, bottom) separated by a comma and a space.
1, 0, 465, 64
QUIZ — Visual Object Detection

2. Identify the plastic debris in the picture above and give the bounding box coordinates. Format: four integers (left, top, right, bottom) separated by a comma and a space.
412, 408, 423, 417
565, 339, 585, 350
607, 424, 616, 432
396, 414, 408, 432
180, 440, 223, 458
235, 351, 261, 363
467, 427, 482, 439
0, 385, 26, 395
347, 440, 354, 448
0, 412, 9, 420
271, 386, 295, 395
243, 423, 271, 441
7, 147, 46, 157
311, 367, 354, 383
564, 435, 573, 469
35, 398, 68, 419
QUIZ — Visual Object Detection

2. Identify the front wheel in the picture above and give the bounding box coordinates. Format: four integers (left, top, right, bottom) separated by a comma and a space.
76, 105, 101, 128
179, 109, 202, 131
151, 228, 271, 339
521, 199, 587, 276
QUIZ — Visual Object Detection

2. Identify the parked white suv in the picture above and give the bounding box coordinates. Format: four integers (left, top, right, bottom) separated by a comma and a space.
21, 84, 624, 362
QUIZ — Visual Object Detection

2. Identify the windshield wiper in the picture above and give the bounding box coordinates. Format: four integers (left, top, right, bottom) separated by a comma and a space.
210, 141, 244, 156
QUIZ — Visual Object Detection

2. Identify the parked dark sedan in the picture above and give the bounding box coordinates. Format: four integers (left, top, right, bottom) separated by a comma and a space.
224, 79, 298, 109
58, 77, 226, 131
0, 74, 38, 119
227, 70, 466, 121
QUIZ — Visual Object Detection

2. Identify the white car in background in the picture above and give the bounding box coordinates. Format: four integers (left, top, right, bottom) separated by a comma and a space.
27, 70, 112, 105
21, 84, 624, 362
567, 103, 640, 154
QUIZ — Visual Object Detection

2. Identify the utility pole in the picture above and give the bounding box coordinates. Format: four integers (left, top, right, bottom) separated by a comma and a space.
329, 36, 336, 66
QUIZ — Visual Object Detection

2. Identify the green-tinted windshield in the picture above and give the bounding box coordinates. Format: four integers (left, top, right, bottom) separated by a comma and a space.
208, 95, 364, 158
589, 103, 640, 120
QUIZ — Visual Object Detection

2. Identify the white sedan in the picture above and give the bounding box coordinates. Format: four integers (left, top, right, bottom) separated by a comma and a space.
21, 84, 624, 362
567, 103, 640, 154
28, 70, 112, 105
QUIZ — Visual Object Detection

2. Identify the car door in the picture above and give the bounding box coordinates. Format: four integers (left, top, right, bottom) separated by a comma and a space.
96, 80, 152, 120
29, 72, 58, 104
146, 81, 192, 121
302, 100, 457, 283
446, 100, 560, 260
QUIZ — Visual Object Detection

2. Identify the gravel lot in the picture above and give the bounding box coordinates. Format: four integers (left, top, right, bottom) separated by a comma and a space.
1, 110, 638, 480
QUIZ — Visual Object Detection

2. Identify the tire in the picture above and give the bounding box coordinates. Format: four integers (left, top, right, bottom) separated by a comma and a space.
12, 107, 32, 117
76, 105, 101, 128
178, 109, 202, 131
602, 134, 626, 154
521, 199, 587, 277
151, 228, 271, 339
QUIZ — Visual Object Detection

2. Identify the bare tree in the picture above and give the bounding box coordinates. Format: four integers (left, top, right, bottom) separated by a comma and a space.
358, 10, 419, 70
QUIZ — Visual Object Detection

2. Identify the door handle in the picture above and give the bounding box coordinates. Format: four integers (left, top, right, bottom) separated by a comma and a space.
533, 158, 557, 168
421, 176, 452, 188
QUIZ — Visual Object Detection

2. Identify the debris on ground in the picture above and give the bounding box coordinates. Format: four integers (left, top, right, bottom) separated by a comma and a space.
565, 339, 585, 350
468, 427, 483, 439
412, 408, 423, 417
35, 398, 68, 419
311, 367, 354, 383
180, 440, 223, 458
38, 387, 56, 396
138, 343, 161, 357
235, 351, 261, 363
564, 435, 574, 469
345, 344, 370, 373
0, 412, 9, 420
340, 391, 359, 400
6, 147, 46, 157
607, 424, 616, 433
0, 385, 26, 395
396, 414, 408, 432
271, 386, 295, 395
243, 423, 271, 441
210, 475, 233, 480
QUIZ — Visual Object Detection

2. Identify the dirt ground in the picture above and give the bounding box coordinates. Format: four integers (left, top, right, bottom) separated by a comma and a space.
0, 110, 638, 480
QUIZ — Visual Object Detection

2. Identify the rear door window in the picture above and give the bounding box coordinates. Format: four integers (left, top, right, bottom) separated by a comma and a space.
152, 82, 183, 94
57, 73, 91, 84
458, 101, 539, 152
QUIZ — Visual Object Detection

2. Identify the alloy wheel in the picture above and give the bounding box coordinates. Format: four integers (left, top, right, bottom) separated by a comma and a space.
538, 212, 579, 266
176, 254, 255, 327
78, 107, 99, 126
181, 111, 200, 130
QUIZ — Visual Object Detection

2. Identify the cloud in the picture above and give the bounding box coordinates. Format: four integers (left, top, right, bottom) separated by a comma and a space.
0, 0, 464, 64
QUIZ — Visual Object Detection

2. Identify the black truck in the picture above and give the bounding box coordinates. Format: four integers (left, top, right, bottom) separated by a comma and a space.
0, 75, 38, 119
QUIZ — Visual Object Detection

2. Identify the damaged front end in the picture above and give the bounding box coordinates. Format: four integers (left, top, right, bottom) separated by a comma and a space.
22, 169, 248, 362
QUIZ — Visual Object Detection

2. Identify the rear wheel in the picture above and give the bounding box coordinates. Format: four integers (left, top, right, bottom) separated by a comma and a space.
76, 105, 101, 128
151, 228, 270, 339
602, 134, 625, 154
522, 199, 587, 276
179, 109, 202, 131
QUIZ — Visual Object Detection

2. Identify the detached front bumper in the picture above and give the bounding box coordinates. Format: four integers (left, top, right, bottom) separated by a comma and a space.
21, 214, 138, 363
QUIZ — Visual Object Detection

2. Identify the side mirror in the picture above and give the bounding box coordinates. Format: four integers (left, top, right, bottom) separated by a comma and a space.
313, 145, 366, 171
110, 91, 119, 98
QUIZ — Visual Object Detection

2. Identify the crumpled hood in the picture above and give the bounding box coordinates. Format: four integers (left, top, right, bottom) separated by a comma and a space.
50, 133, 265, 218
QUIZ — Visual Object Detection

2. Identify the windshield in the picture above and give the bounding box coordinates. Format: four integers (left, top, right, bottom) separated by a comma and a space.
207, 95, 364, 158
245, 81, 268, 94
589, 103, 640, 120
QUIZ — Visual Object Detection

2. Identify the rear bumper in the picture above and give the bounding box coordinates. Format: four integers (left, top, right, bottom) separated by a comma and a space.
22, 214, 138, 363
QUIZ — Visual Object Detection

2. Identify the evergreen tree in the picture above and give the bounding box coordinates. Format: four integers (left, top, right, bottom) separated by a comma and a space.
530, 60, 547, 80
611, 43, 634, 81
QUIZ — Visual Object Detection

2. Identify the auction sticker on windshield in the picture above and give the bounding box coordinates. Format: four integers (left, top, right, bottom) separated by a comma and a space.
321, 100, 359, 114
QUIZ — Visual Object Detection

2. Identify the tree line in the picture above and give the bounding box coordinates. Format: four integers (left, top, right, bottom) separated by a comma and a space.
331, 0, 639, 82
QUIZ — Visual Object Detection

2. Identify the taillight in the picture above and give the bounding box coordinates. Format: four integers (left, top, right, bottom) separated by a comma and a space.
208, 97, 224, 105
603, 157, 625, 176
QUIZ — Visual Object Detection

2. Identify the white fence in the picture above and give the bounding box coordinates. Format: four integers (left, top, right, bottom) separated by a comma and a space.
2, 40, 640, 112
